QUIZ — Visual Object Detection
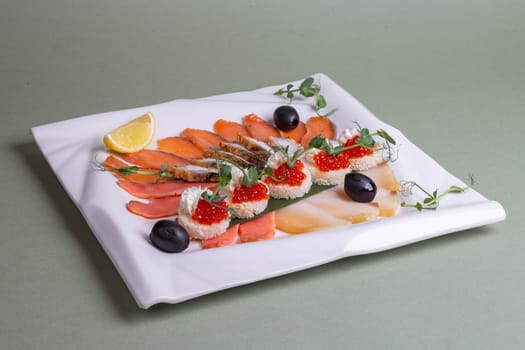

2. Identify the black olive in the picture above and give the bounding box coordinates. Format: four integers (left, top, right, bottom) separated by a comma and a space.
149, 220, 189, 253
273, 105, 300, 131
344, 172, 377, 203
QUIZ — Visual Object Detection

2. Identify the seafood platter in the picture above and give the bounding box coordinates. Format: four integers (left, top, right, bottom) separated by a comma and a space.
31, 74, 505, 308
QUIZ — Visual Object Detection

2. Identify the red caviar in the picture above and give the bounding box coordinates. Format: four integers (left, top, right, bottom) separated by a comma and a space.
313, 151, 351, 171
192, 199, 229, 225
265, 160, 307, 186
232, 182, 269, 203
343, 135, 374, 158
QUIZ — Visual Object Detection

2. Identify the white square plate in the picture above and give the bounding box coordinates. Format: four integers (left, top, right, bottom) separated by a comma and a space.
31, 74, 505, 308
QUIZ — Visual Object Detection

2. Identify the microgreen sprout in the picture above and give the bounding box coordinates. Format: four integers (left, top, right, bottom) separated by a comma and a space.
307, 125, 398, 162
93, 158, 176, 183
272, 144, 308, 169
201, 162, 231, 204
269, 125, 397, 170
274, 77, 337, 116
355, 125, 398, 162
399, 175, 476, 211
113, 165, 140, 175
222, 160, 274, 188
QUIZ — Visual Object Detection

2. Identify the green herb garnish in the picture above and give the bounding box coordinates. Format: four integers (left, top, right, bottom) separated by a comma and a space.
271, 144, 307, 169
274, 77, 336, 116
94, 161, 177, 183
113, 165, 140, 175
270, 125, 397, 170
399, 175, 475, 211
307, 125, 397, 161
222, 161, 274, 188
201, 162, 231, 204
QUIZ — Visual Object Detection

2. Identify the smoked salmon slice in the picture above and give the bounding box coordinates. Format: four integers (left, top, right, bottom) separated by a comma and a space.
301, 116, 336, 148
122, 149, 188, 169
242, 113, 280, 142
103, 154, 130, 169
103, 155, 166, 183
117, 180, 216, 199
213, 119, 249, 142
157, 136, 204, 159
279, 121, 306, 143
180, 128, 224, 152
201, 224, 239, 249
238, 212, 276, 243
127, 196, 181, 219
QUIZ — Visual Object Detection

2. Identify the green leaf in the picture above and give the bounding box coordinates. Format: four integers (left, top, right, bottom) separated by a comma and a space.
286, 83, 294, 90
242, 170, 251, 187
323, 139, 338, 155
300, 87, 316, 97
448, 185, 466, 193
218, 163, 232, 187
378, 129, 396, 145
468, 174, 476, 186
117, 166, 139, 175
262, 167, 274, 178
245, 167, 259, 187
300, 77, 314, 89
201, 191, 212, 202
308, 135, 326, 148
248, 166, 258, 178
357, 134, 375, 147
423, 197, 434, 204
316, 95, 327, 109
211, 195, 227, 203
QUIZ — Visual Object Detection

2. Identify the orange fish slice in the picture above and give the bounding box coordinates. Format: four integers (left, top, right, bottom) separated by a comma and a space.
103, 155, 165, 183
103, 154, 129, 169
301, 116, 336, 147
213, 119, 250, 142
242, 113, 280, 142
157, 136, 204, 159
238, 212, 276, 243
279, 121, 306, 143
117, 180, 216, 199
180, 128, 224, 152
127, 196, 181, 219
122, 149, 188, 169
201, 224, 239, 249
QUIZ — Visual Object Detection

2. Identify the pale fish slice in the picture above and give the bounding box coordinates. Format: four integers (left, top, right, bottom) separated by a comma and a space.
275, 200, 349, 234
304, 185, 380, 224
360, 163, 400, 191
374, 188, 401, 218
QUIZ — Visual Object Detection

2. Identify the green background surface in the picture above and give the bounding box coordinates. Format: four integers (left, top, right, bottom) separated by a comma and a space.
1, 0, 523, 349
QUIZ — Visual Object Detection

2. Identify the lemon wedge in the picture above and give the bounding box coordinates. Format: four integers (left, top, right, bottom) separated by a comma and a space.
103, 112, 156, 153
